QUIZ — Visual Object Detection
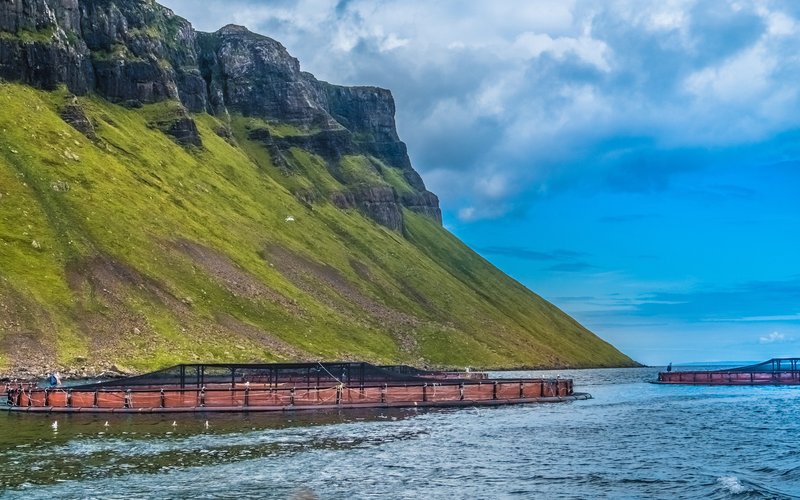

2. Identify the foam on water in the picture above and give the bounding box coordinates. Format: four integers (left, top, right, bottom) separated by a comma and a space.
717, 476, 749, 495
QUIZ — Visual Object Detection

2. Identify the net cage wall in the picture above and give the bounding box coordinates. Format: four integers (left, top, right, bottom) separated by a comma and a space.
71, 362, 441, 391
722, 358, 800, 373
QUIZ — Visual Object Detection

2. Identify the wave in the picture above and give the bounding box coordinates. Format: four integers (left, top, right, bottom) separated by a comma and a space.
717, 476, 749, 495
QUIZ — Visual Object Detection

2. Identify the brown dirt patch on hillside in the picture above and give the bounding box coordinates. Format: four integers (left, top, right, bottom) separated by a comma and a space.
64, 255, 187, 360
0, 281, 58, 378
216, 314, 312, 361
263, 244, 421, 353
172, 239, 304, 317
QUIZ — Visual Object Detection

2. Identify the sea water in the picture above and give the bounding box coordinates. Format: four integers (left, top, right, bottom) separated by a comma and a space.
1, 366, 799, 499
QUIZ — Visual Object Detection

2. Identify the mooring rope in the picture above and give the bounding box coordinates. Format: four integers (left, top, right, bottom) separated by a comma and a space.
317, 362, 345, 388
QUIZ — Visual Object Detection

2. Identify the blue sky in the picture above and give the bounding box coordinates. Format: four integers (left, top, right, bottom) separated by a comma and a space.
160, 0, 800, 365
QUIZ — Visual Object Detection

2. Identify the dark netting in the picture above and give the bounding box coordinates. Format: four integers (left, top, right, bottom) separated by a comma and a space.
71, 362, 442, 390
722, 358, 800, 373
380, 365, 438, 377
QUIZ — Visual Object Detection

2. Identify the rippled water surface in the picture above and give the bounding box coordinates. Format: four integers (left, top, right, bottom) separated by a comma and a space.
2, 367, 800, 499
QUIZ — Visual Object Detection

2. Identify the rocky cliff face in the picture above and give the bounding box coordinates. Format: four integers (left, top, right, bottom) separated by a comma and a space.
0, 0, 441, 230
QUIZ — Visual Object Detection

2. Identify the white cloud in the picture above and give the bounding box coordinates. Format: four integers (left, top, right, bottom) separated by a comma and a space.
512, 32, 610, 71
476, 173, 511, 200
761, 9, 797, 36
646, 3, 690, 31
684, 44, 774, 103
380, 33, 410, 52
458, 207, 477, 222
759, 331, 786, 344
736, 314, 800, 322
457, 204, 511, 222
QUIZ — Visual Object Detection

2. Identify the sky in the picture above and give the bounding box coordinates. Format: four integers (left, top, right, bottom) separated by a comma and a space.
160, 0, 800, 365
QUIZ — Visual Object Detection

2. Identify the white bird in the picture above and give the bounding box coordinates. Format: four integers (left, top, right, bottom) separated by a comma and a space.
171, 420, 177, 428
51, 420, 58, 430
103, 421, 109, 428
204, 420, 209, 430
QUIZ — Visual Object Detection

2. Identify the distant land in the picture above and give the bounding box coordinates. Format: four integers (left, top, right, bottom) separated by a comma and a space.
0, 0, 637, 378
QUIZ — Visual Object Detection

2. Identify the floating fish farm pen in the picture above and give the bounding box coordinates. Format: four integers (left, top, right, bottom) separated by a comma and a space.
4, 362, 588, 413
657, 358, 800, 385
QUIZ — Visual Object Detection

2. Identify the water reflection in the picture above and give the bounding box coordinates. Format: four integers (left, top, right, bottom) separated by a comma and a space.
0, 408, 430, 491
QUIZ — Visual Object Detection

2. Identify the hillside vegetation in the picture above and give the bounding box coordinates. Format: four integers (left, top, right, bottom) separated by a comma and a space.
0, 83, 637, 376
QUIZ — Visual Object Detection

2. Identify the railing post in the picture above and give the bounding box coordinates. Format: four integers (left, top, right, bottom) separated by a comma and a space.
244, 386, 250, 407
199, 386, 206, 407
493, 381, 497, 400
459, 383, 465, 401
124, 390, 131, 409
381, 384, 387, 403
519, 381, 524, 398
423, 383, 427, 402
160, 389, 165, 408
67, 389, 73, 408
93, 390, 99, 408
290, 387, 295, 405
44, 389, 49, 407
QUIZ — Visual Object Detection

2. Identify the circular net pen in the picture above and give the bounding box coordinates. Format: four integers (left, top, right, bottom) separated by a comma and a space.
5, 362, 588, 413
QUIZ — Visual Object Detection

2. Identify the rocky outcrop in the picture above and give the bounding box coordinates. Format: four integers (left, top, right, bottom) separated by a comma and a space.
79, 0, 203, 109
402, 191, 443, 224
0, 0, 93, 93
207, 25, 338, 129
331, 187, 404, 232
0, 0, 441, 230
162, 113, 201, 146
248, 126, 357, 163
60, 97, 96, 138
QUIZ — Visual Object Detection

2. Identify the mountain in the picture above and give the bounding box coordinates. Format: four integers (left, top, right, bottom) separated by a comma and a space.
0, 0, 637, 377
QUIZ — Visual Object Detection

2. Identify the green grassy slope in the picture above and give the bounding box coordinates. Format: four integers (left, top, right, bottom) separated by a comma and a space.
0, 83, 637, 375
